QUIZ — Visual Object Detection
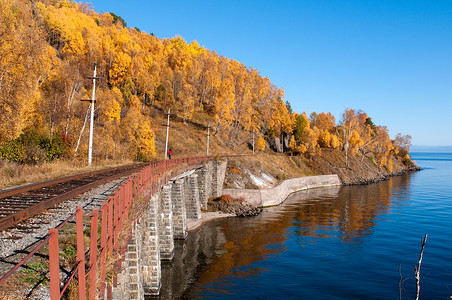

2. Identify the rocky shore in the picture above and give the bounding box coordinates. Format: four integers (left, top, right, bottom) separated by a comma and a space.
207, 195, 263, 217
223, 148, 421, 189
340, 164, 421, 185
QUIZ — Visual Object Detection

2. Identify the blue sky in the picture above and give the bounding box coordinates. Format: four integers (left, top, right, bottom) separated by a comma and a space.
89, 0, 452, 146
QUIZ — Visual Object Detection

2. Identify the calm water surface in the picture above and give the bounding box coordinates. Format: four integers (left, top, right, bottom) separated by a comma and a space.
158, 153, 452, 299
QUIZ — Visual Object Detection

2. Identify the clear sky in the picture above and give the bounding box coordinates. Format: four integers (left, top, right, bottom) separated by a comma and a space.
88, 0, 452, 146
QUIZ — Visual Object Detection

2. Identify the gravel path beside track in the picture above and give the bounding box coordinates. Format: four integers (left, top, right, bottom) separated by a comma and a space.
0, 177, 128, 299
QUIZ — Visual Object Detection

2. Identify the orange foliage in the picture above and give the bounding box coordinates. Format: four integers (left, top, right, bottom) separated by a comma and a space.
0, 0, 412, 166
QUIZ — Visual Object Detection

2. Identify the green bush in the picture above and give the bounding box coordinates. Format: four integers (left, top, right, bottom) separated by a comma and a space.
43, 133, 71, 160
0, 140, 26, 162
266, 128, 276, 138
0, 129, 71, 163
17, 128, 45, 147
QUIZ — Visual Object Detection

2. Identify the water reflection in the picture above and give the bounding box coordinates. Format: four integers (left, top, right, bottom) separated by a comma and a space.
156, 175, 412, 299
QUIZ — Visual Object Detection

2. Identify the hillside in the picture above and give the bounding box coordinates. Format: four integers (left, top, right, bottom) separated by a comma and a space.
0, 0, 418, 188
222, 148, 419, 189
149, 109, 419, 187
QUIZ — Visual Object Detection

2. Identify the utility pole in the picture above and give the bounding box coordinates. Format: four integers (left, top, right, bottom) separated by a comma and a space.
252, 129, 255, 155
81, 64, 102, 166
207, 123, 210, 156
164, 108, 170, 160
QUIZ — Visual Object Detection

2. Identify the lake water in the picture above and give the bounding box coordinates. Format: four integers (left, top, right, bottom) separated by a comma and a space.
157, 153, 452, 299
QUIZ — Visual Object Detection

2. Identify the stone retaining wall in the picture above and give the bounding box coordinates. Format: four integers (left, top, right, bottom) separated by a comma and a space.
222, 174, 341, 207
112, 162, 340, 299
112, 160, 227, 299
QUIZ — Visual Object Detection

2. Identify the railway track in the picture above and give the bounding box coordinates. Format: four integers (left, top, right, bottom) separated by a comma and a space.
0, 163, 147, 232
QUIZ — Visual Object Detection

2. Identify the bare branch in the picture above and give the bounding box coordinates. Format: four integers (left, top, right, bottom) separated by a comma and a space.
414, 234, 428, 300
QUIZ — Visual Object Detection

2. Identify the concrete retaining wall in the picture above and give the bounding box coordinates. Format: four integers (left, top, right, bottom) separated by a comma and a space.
222, 174, 341, 207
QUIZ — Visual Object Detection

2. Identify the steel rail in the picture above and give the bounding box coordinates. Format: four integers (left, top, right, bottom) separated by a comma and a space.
0, 163, 147, 199
0, 164, 147, 231
0, 154, 248, 298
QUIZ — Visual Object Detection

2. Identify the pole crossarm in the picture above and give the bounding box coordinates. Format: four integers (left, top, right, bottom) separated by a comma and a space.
80, 64, 102, 166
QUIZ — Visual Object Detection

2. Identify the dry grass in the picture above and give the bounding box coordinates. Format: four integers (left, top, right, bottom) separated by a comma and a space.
152, 110, 252, 159
0, 158, 134, 190
0, 109, 312, 191
226, 152, 314, 181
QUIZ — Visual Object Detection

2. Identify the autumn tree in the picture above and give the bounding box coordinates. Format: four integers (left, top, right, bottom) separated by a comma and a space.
394, 133, 412, 156
338, 108, 361, 166
0, 0, 54, 143
293, 113, 309, 143
0, 0, 414, 167
256, 135, 266, 151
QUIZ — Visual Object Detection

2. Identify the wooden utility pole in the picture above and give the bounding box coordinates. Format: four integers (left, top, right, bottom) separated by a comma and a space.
81, 64, 102, 166
164, 108, 170, 160
207, 123, 210, 156
252, 129, 255, 155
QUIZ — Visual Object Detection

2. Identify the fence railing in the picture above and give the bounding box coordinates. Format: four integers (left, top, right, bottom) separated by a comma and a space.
0, 156, 213, 299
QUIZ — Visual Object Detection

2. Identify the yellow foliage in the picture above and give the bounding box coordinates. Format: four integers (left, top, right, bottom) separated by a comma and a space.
101, 97, 121, 122
214, 76, 235, 133
121, 110, 156, 161
387, 159, 394, 172
136, 120, 157, 161
310, 112, 335, 132
38, 2, 101, 56
176, 83, 195, 121
319, 130, 331, 148
269, 97, 293, 136
109, 52, 132, 86
297, 144, 307, 154
289, 135, 297, 151
0, 0, 410, 166
349, 130, 364, 155
330, 134, 341, 149
256, 135, 266, 151
128, 95, 141, 111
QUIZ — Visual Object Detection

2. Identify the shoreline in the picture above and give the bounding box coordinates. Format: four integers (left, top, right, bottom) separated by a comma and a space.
223, 174, 342, 207
186, 211, 235, 232
190, 168, 420, 231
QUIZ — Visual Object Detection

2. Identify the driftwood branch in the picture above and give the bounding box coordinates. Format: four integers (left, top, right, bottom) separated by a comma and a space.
414, 234, 428, 300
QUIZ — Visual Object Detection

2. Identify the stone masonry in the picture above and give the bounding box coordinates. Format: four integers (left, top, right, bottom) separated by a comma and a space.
184, 174, 201, 220
141, 194, 161, 295
112, 160, 227, 299
171, 179, 188, 239
158, 185, 174, 260
195, 167, 209, 209
112, 220, 144, 300
211, 160, 227, 198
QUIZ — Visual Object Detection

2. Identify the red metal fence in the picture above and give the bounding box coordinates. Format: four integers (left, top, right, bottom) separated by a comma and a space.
0, 156, 212, 299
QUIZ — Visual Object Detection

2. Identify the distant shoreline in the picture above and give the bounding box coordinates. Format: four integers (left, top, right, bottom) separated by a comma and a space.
411, 146, 452, 153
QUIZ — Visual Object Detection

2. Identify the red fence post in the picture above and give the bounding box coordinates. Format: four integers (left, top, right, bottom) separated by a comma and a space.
76, 207, 86, 300
107, 197, 113, 252
128, 178, 132, 206
49, 228, 60, 300
113, 191, 119, 250
100, 203, 107, 299
119, 185, 125, 228
124, 181, 130, 221
89, 210, 98, 300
